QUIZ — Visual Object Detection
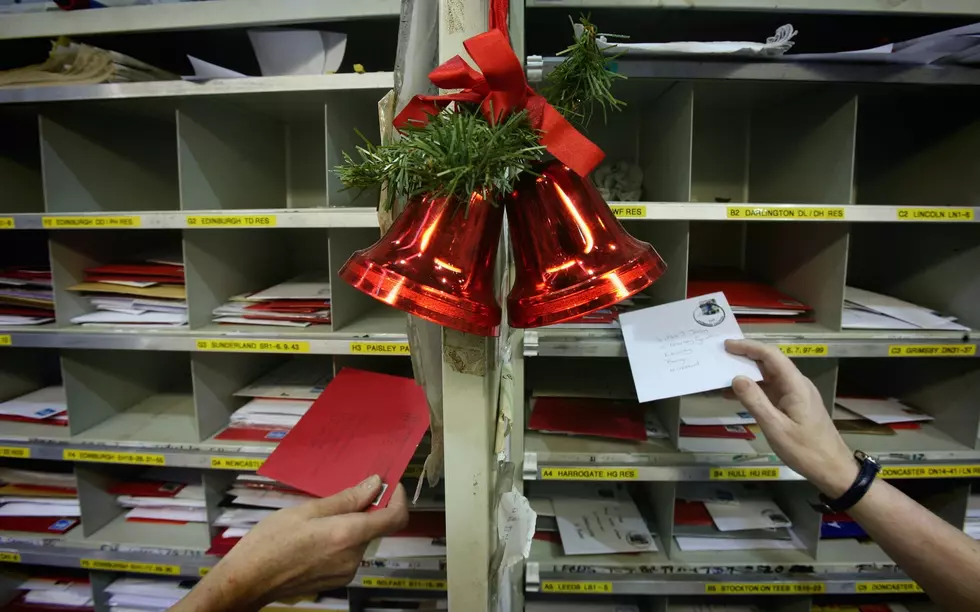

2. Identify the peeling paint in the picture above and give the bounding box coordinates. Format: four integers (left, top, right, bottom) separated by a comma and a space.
443, 329, 487, 375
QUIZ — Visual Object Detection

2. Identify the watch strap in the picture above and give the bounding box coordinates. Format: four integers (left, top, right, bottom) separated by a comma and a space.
811, 450, 880, 514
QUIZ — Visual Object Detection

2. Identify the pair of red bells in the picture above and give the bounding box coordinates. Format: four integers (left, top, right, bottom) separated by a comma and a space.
339, 161, 667, 336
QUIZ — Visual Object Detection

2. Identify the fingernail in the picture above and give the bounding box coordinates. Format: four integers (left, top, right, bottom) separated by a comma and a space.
732, 376, 749, 392
360, 475, 381, 488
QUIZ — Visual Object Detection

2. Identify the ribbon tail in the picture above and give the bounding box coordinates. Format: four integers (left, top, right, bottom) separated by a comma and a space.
533, 102, 605, 177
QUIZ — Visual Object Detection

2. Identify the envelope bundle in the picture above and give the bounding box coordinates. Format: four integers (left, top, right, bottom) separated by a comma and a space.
67, 256, 187, 327
0, 266, 54, 325
110, 477, 206, 525
212, 273, 331, 328
687, 278, 813, 324
676, 392, 761, 454
527, 396, 668, 442
833, 397, 933, 436
209, 474, 313, 554
103, 577, 193, 612
214, 359, 332, 442
843, 286, 969, 331
5, 576, 94, 611
531, 483, 658, 556
0, 468, 80, 535
0, 386, 67, 428
673, 483, 801, 552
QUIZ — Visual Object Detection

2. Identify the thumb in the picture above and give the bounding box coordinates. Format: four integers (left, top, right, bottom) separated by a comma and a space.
731, 376, 786, 430
299, 475, 382, 518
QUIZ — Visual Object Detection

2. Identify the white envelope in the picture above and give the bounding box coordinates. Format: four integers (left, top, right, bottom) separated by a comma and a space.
845, 286, 969, 331
674, 534, 804, 552
835, 397, 933, 424
235, 359, 333, 400
0, 386, 66, 420
620, 293, 763, 402
0, 501, 80, 517
125, 507, 207, 523
0, 468, 76, 488
680, 393, 755, 426
677, 437, 756, 454
552, 490, 657, 555
248, 30, 347, 76
246, 272, 332, 301
374, 536, 447, 558
704, 498, 792, 532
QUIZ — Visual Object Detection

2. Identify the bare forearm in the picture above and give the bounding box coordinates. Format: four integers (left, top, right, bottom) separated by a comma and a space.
848, 479, 980, 610
169, 565, 263, 612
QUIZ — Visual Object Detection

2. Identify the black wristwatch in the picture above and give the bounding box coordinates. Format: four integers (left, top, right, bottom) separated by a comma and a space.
811, 450, 880, 514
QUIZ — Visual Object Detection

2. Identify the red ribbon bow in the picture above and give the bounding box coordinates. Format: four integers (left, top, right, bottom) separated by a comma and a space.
393, 29, 605, 177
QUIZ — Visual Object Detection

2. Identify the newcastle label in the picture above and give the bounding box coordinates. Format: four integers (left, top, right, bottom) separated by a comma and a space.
727, 206, 845, 220
888, 344, 976, 357
210, 457, 265, 470
0, 551, 20, 563
81, 559, 179, 575
0, 218, 13, 229
349, 341, 410, 355
360, 578, 447, 590
778, 344, 828, 357
0, 447, 30, 459
897, 208, 973, 221
881, 465, 980, 479
64, 450, 165, 466
609, 205, 647, 219
856, 581, 923, 593
42, 216, 141, 228
186, 215, 276, 227
541, 467, 638, 481
0, 335, 12, 347
711, 467, 780, 480
541, 581, 613, 594
196, 339, 310, 353
705, 583, 825, 595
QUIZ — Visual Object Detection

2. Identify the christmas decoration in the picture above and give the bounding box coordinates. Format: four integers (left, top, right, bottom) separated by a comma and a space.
336, 17, 666, 334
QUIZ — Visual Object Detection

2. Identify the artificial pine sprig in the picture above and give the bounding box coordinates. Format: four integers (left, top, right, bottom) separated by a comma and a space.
543, 16, 627, 126
337, 106, 544, 211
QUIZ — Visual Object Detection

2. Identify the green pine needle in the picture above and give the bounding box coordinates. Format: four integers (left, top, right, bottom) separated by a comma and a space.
543, 15, 627, 126
336, 106, 544, 210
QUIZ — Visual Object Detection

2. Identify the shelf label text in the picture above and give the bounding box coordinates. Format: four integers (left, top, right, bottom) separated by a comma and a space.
42, 216, 141, 228
897, 208, 973, 221
888, 344, 976, 357
64, 449, 166, 466
727, 206, 845, 220
349, 341, 410, 355
0, 335, 12, 347
541, 581, 613, 594
210, 457, 265, 470
711, 467, 780, 480
0, 551, 21, 563
881, 465, 980, 479
856, 581, 923, 593
705, 583, 825, 594
187, 215, 276, 227
80, 559, 179, 575
778, 344, 828, 357
541, 467, 638, 481
0, 447, 30, 459
609, 205, 647, 219
0, 218, 13, 229
360, 577, 446, 590
196, 339, 310, 353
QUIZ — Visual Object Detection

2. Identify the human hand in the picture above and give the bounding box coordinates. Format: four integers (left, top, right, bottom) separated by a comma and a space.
187, 475, 408, 611
725, 339, 857, 497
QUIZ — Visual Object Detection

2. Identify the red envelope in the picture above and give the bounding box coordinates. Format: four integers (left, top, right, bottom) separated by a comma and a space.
0, 516, 79, 534
85, 264, 184, 278
391, 512, 446, 538
214, 426, 290, 442
258, 368, 429, 508
679, 425, 756, 440
528, 397, 647, 441
108, 481, 186, 497
674, 500, 714, 526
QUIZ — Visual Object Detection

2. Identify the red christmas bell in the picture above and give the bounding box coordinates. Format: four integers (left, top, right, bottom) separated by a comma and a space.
338, 193, 503, 336
506, 161, 667, 328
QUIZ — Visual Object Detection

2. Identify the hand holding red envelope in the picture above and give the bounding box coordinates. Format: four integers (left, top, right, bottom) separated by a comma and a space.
258, 368, 430, 509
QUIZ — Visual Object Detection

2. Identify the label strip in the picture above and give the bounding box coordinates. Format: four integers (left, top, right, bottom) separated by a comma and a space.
881, 465, 980, 479
64, 449, 166, 466
80, 559, 180, 575
196, 339, 310, 353
706, 582, 826, 594
710, 467, 780, 480
540, 467, 638, 481
541, 581, 613, 593
888, 344, 976, 357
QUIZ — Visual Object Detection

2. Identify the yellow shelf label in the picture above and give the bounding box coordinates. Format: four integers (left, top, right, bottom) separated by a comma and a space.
196, 339, 310, 354
80, 559, 179, 575
897, 208, 973, 221
778, 344, 828, 357
0, 335, 11, 347
881, 465, 980, 479
211, 457, 266, 470
0, 447, 30, 459
187, 215, 277, 227
199, 567, 211, 577
541, 581, 613, 594
64, 449, 165, 466
711, 467, 781, 480
855, 581, 923, 593
541, 467, 638, 481
42, 216, 141, 228
706, 582, 826, 595
0, 218, 14, 229
349, 341, 410, 355
609, 205, 647, 219
727, 206, 845, 220
0, 551, 21, 563
888, 344, 976, 357
360, 577, 446, 590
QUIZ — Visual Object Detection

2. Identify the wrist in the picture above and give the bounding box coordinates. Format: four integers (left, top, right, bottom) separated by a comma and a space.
812, 455, 861, 499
